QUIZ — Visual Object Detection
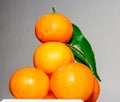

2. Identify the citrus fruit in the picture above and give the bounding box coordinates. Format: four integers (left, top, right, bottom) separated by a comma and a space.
50, 62, 95, 101
9, 67, 49, 99
33, 42, 74, 74
35, 10, 73, 43
85, 77, 100, 102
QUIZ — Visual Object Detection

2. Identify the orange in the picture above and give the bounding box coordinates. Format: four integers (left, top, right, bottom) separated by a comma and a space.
50, 62, 95, 101
9, 67, 49, 99
33, 42, 74, 74
35, 12, 73, 43
85, 77, 100, 102
43, 91, 57, 99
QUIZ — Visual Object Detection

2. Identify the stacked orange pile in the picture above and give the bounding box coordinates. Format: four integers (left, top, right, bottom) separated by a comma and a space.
9, 9, 100, 102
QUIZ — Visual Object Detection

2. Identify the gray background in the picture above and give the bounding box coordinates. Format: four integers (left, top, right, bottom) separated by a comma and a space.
0, 0, 120, 101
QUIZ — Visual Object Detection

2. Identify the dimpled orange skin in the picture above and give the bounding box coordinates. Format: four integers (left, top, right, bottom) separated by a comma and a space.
85, 77, 100, 102
9, 67, 49, 99
50, 62, 95, 101
35, 13, 73, 43
33, 42, 74, 74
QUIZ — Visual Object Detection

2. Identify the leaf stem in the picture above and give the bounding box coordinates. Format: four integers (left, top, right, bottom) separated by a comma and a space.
67, 44, 90, 65
52, 7, 56, 14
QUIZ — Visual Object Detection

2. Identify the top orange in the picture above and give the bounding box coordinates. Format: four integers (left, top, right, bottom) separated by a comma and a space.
35, 8, 73, 43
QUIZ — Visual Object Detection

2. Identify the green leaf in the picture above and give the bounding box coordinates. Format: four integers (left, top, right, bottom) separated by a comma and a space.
67, 24, 101, 81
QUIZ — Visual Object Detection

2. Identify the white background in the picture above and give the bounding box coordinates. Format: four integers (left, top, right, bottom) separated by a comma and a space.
0, 0, 120, 101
